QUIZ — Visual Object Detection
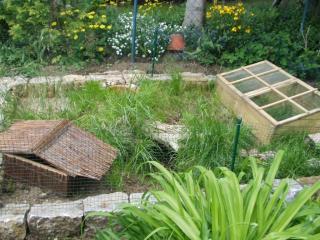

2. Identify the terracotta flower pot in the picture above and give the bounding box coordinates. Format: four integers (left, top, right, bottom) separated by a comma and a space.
168, 33, 185, 52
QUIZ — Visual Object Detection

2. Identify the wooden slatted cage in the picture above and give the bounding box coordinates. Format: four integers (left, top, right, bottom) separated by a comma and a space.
217, 60, 320, 143
0, 120, 118, 195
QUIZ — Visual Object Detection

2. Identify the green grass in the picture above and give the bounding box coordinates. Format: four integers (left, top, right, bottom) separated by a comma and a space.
261, 132, 320, 178
3, 75, 320, 189
2, 76, 250, 186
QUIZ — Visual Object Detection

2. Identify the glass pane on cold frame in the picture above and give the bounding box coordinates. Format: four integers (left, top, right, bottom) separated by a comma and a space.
293, 92, 320, 111
233, 78, 265, 93
224, 69, 251, 82
260, 71, 290, 85
250, 90, 284, 107
247, 62, 274, 75
276, 82, 309, 97
264, 101, 304, 121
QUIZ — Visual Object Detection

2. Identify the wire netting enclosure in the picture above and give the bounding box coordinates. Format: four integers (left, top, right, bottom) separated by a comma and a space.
0, 120, 118, 196
217, 60, 320, 143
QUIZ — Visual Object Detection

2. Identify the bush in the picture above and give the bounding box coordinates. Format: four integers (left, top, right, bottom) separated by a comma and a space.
96, 151, 320, 239
189, 1, 320, 82
108, 12, 183, 60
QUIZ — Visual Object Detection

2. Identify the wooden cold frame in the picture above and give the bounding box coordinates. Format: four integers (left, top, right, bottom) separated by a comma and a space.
217, 60, 320, 144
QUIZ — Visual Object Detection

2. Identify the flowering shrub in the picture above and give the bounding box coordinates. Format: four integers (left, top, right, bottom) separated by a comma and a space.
52, 7, 113, 59
0, 0, 115, 62
206, 3, 253, 34
108, 12, 183, 60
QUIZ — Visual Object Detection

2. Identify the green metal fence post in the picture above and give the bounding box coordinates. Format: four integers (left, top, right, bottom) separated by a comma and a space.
231, 117, 242, 171
151, 27, 159, 77
131, 0, 138, 64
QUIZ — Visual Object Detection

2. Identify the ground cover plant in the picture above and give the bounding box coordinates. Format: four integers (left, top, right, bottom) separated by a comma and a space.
96, 151, 320, 240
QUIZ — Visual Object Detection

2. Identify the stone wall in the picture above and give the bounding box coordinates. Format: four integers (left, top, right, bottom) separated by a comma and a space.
1, 177, 318, 240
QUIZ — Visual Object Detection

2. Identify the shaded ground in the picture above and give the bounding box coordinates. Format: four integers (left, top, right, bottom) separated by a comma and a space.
40, 54, 223, 76
0, 175, 151, 205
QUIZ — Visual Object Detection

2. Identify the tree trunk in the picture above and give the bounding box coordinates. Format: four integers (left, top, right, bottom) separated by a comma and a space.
183, 0, 206, 28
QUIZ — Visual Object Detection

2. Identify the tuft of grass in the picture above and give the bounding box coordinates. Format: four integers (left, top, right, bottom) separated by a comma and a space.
261, 132, 320, 178
177, 95, 255, 169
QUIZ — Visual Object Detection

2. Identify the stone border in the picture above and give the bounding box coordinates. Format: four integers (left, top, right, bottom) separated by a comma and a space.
0, 70, 216, 92
1, 176, 319, 240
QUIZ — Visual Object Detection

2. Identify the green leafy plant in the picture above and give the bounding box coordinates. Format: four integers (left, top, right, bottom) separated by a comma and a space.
97, 151, 320, 240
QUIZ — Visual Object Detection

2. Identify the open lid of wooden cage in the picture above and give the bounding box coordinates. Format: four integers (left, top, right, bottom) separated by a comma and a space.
0, 120, 118, 180
218, 60, 320, 125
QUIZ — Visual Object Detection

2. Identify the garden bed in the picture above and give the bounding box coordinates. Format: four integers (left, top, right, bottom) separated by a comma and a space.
0, 70, 319, 201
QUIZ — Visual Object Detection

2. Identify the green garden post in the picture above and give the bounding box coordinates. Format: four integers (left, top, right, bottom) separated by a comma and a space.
231, 117, 242, 171
151, 27, 159, 77
131, 0, 139, 64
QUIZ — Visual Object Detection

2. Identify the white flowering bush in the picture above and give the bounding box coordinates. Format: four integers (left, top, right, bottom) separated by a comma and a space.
108, 12, 183, 60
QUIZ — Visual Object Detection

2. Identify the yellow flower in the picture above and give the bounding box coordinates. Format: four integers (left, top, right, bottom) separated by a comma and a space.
233, 16, 239, 21
100, 24, 106, 29
94, 24, 99, 29
102, 15, 106, 18
231, 27, 238, 32
245, 28, 251, 33
88, 15, 94, 19
97, 47, 104, 52
89, 24, 94, 29
80, 46, 84, 50
81, 28, 85, 32
237, 25, 242, 30
107, 25, 112, 30
51, 21, 57, 27
73, 34, 78, 40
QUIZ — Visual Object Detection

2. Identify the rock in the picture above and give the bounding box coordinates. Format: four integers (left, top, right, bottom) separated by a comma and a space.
27, 200, 83, 239
306, 158, 320, 168
87, 74, 124, 86
181, 72, 207, 83
108, 84, 138, 92
39, 192, 48, 199
273, 179, 303, 202
147, 121, 187, 152
129, 192, 157, 205
205, 75, 217, 82
83, 192, 128, 238
149, 74, 171, 81
240, 149, 275, 161
122, 70, 146, 84
102, 70, 122, 75
307, 133, 320, 148
297, 176, 320, 187
258, 151, 276, 161
62, 74, 86, 83
0, 204, 30, 240
29, 76, 63, 85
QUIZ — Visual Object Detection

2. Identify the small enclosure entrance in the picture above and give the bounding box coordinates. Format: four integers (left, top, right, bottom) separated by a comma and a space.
217, 60, 320, 143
